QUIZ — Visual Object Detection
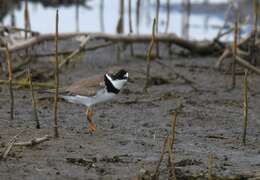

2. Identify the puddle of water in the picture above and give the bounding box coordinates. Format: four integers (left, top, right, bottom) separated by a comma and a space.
0, 0, 252, 40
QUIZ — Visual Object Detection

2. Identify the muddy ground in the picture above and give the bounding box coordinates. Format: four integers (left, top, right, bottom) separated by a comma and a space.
0, 40, 260, 180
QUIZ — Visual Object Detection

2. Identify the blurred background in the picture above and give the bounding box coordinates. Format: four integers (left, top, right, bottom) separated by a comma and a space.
0, 0, 256, 40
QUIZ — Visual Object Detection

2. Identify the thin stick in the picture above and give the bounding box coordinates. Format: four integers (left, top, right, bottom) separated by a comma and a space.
14, 135, 50, 146
155, 0, 160, 57
170, 112, 177, 149
165, 0, 170, 33
4, 46, 14, 120
128, 0, 134, 56
168, 112, 177, 180
242, 69, 248, 145
25, 0, 39, 129
143, 18, 156, 92
208, 153, 213, 180
153, 135, 169, 178
53, 10, 59, 138
58, 35, 91, 69
231, 11, 239, 88
27, 66, 40, 129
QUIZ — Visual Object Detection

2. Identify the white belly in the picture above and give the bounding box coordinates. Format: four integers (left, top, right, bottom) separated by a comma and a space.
61, 90, 116, 107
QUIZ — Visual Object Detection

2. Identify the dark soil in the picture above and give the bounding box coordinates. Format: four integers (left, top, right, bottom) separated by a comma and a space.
0, 41, 260, 180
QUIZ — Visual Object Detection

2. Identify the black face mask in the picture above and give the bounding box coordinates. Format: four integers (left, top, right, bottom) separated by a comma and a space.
111, 69, 128, 80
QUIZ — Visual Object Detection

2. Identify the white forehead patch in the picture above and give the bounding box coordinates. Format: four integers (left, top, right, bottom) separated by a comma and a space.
106, 74, 127, 90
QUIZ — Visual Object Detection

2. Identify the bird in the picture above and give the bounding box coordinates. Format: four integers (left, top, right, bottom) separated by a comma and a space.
59, 69, 128, 133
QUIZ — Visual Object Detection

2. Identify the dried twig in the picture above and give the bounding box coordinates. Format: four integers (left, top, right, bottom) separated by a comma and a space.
215, 48, 231, 69
27, 66, 40, 129
14, 135, 50, 146
155, 0, 160, 57
167, 112, 177, 180
4, 46, 14, 120
235, 56, 260, 75
242, 69, 248, 145
58, 35, 92, 69
1, 130, 24, 160
153, 135, 169, 179
53, 10, 59, 138
143, 18, 156, 92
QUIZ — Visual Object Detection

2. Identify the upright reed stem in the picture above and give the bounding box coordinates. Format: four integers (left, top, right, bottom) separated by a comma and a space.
208, 154, 213, 180
53, 10, 59, 138
168, 112, 177, 180
242, 69, 248, 145
27, 66, 40, 129
155, 0, 160, 57
4, 46, 14, 120
143, 18, 156, 92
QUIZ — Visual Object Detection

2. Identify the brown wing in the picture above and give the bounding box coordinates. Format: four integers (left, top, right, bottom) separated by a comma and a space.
65, 75, 105, 96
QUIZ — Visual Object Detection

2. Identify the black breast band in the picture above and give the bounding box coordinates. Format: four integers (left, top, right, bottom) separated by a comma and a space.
104, 75, 120, 94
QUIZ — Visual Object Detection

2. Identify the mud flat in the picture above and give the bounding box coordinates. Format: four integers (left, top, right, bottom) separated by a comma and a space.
0, 42, 260, 179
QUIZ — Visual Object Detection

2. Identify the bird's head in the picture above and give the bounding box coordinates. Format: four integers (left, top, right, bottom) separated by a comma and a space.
104, 69, 128, 93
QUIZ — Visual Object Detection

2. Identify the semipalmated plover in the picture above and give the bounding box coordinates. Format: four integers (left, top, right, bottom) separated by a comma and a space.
60, 69, 128, 133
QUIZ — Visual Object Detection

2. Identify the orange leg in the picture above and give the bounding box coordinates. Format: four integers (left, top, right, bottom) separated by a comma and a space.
85, 108, 96, 133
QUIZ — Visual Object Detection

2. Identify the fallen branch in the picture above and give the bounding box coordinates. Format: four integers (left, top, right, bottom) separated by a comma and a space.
14, 135, 50, 146
0, 25, 39, 35
0, 32, 224, 55
215, 47, 231, 69
31, 42, 113, 57
0, 32, 87, 53
236, 56, 260, 75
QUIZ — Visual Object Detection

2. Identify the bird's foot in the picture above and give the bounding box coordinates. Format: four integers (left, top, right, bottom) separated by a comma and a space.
87, 122, 97, 134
